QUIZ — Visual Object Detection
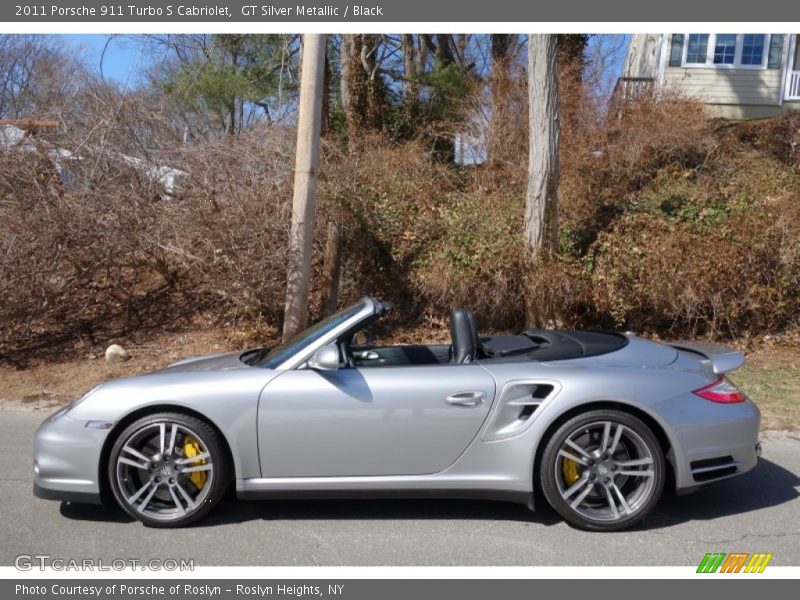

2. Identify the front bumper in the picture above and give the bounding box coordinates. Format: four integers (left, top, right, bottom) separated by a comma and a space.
32, 406, 108, 504
33, 481, 102, 504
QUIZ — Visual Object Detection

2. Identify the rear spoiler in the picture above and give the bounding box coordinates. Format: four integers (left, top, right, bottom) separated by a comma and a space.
669, 341, 745, 375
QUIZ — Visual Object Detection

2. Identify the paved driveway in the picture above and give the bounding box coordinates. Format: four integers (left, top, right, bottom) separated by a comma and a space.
2, 409, 798, 566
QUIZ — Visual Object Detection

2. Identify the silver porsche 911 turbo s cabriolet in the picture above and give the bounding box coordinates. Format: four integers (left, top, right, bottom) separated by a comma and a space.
33, 298, 761, 531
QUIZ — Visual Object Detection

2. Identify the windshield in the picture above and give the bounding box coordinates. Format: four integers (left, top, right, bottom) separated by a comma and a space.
253, 301, 367, 369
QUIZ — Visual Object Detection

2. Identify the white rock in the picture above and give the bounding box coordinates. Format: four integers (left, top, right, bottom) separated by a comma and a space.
105, 344, 130, 362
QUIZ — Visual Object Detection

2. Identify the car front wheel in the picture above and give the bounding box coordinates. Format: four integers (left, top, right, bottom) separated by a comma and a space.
108, 412, 230, 527
540, 409, 665, 531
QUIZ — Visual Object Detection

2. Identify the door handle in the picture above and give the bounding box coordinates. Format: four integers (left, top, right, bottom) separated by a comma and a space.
445, 391, 486, 407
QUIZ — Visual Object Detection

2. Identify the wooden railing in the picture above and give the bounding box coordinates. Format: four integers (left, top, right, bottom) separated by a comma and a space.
612, 77, 655, 101
788, 71, 800, 100
609, 77, 656, 120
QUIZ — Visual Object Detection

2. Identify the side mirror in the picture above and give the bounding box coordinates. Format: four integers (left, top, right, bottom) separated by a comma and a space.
308, 343, 341, 371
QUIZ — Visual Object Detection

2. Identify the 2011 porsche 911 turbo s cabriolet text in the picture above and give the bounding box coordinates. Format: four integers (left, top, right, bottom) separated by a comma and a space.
33, 298, 761, 531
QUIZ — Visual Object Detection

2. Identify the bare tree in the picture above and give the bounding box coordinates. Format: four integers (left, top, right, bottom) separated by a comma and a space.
525, 34, 560, 259
321, 39, 332, 136
340, 34, 387, 134
283, 34, 327, 341
488, 34, 512, 164
340, 34, 352, 111
400, 34, 420, 103
0, 36, 75, 120
320, 221, 344, 316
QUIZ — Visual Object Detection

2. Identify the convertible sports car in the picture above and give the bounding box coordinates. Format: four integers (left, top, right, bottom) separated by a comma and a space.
33, 298, 760, 531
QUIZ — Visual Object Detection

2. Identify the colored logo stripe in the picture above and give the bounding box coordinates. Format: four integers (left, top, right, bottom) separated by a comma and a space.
720, 553, 749, 573
697, 552, 725, 573
745, 553, 773, 573
697, 552, 773, 573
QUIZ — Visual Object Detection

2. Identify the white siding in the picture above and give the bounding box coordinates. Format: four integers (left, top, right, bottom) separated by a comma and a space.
663, 66, 783, 106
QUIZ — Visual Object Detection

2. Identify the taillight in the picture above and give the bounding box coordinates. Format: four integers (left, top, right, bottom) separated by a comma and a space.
693, 378, 745, 403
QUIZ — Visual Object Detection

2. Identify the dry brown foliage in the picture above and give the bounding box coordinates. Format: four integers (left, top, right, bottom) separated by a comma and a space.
0, 128, 295, 364
2, 81, 800, 364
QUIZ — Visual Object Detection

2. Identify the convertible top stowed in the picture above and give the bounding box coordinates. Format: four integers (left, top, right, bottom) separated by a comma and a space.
480, 330, 629, 362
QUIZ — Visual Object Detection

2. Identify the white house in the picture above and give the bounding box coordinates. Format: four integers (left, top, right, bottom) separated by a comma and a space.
622, 34, 800, 119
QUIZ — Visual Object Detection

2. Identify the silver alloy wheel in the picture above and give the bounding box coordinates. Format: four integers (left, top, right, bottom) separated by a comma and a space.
114, 421, 214, 522
554, 420, 655, 522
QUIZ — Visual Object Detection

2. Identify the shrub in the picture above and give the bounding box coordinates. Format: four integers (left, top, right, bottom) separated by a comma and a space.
2, 95, 799, 364
0, 129, 295, 363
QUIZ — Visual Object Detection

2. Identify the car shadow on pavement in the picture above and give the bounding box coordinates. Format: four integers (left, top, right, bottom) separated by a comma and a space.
203, 496, 563, 528
57, 458, 798, 530
59, 501, 134, 523
59, 493, 563, 528
643, 457, 800, 529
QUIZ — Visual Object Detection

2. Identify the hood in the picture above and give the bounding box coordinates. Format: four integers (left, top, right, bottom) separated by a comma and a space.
157, 350, 250, 373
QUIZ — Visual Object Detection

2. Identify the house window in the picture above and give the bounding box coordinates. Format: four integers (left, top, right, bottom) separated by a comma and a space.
681, 34, 770, 69
686, 34, 709, 64
713, 34, 737, 64
741, 34, 766, 65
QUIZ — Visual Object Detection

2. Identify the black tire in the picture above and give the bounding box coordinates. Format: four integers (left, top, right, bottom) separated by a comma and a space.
107, 412, 231, 528
540, 409, 665, 532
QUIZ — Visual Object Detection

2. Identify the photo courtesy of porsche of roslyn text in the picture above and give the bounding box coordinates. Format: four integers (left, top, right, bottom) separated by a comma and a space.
0, 16, 799, 578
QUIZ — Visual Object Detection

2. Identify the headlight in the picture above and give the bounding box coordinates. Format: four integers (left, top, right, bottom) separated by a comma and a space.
67, 384, 103, 411
47, 405, 69, 422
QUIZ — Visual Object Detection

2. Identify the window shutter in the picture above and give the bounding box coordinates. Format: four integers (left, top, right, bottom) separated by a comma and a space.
668, 34, 684, 67
768, 34, 784, 69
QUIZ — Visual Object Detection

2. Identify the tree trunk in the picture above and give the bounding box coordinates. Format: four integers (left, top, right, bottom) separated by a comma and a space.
525, 34, 559, 260
400, 34, 419, 103
361, 34, 385, 130
342, 34, 367, 134
418, 35, 431, 76
340, 34, 351, 111
321, 220, 344, 316
556, 34, 588, 129
435, 34, 454, 68
622, 34, 660, 80
282, 34, 327, 341
489, 34, 512, 164
321, 39, 332, 137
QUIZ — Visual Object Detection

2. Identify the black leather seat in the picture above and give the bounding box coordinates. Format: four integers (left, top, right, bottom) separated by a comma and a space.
450, 308, 478, 364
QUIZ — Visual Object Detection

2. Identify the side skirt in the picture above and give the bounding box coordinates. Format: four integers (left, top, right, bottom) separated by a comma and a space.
236, 476, 533, 508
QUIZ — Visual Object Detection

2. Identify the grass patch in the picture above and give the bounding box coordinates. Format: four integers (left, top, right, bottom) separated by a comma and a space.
730, 345, 800, 430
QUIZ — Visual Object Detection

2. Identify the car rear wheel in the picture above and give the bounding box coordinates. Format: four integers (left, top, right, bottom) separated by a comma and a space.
108, 412, 230, 527
540, 409, 665, 531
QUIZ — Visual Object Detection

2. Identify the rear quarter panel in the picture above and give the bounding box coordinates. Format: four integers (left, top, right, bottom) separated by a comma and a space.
442, 343, 717, 492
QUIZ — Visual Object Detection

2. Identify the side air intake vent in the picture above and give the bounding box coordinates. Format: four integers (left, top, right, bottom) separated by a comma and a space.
531, 384, 554, 399
482, 381, 558, 441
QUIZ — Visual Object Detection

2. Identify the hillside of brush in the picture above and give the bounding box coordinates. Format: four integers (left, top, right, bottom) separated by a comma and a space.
1, 100, 799, 365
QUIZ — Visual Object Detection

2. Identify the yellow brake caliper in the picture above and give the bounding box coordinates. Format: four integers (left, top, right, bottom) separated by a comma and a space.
562, 456, 581, 486
183, 436, 207, 490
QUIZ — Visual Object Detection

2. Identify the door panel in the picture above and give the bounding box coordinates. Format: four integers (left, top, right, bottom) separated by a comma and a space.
257, 364, 496, 477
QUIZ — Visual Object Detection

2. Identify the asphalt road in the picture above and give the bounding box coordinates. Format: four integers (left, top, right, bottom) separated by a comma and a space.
2, 408, 799, 566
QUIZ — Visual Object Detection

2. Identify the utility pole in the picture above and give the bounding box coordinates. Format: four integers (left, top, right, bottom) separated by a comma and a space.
282, 34, 327, 341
